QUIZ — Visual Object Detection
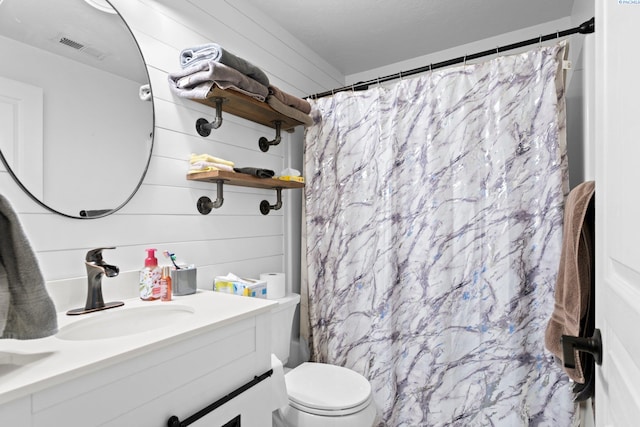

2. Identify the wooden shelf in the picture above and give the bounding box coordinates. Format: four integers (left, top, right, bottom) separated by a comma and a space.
187, 170, 304, 190
192, 86, 303, 132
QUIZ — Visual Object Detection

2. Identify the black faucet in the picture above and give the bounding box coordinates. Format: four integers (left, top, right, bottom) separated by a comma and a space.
67, 247, 124, 315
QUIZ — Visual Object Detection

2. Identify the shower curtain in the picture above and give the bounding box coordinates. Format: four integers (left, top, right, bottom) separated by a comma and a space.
302, 43, 576, 426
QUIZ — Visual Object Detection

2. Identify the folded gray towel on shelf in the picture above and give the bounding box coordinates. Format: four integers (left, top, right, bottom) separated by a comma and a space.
233, 167, 275, 178
180, 43, 270, 87
168, 60, 269, 102
267, 95, 314, 127
0, 194, 58, 340
268, 85, 312, 114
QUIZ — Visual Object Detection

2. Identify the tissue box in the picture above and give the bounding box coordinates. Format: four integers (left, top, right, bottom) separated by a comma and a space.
171, 267, 197, 296
214, 276, 267, 298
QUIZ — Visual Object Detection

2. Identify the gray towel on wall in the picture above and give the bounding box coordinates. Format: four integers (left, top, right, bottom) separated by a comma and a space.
180, 43, 270, 87
168, 60, 269, 102
0, 194, 58, 339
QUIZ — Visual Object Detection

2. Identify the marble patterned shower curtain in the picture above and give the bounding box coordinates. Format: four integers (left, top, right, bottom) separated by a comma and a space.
302, 43, 577, 426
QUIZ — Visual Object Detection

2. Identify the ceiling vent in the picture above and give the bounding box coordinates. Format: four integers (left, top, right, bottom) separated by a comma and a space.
59, 37, 84, 50
55, 34, 106, 60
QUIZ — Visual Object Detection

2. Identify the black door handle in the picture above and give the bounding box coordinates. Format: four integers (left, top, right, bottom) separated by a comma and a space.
561, 328, 602, 368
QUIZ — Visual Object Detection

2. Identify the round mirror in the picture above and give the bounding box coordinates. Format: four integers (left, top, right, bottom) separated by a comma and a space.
0, 0, 154, 218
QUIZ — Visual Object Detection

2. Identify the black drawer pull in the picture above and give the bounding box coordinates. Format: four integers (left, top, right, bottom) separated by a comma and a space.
167, 368, 273, 427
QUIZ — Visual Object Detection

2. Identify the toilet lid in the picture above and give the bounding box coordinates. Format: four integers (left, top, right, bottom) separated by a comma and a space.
285, 362, 372, 415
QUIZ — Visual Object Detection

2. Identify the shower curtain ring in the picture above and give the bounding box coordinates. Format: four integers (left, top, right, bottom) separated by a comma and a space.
399, 70, 403, 80
463, 55, 467, 66
377, 77, 381, 87
556, 30, 560, 39
539, 34, 543, 46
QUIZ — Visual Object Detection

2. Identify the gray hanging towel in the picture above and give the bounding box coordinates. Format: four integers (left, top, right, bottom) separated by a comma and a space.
0, 194, 58, 339
544, 181, 595, 383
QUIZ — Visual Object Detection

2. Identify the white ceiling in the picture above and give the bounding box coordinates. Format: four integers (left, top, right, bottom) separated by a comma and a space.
242, 0, 576, 76
0, 0, 576, 83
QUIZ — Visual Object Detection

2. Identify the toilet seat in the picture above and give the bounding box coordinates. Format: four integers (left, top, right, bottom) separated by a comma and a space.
285, 362, 373, 417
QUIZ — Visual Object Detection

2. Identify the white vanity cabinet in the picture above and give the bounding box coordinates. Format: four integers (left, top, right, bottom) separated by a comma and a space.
0, 293, 276, 427
0, 395, 31, 424
37, 315, 271, 426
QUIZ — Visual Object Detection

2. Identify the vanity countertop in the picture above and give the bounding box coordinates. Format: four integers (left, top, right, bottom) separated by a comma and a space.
0, 291, 276, 406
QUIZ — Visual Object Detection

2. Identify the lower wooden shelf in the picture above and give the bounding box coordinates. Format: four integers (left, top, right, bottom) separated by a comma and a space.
187, 170, 304, 215
187, 170, 304, 189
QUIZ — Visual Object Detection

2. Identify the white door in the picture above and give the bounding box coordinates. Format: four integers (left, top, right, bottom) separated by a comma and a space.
595, 1, 640, 425
0, 75, 43, 198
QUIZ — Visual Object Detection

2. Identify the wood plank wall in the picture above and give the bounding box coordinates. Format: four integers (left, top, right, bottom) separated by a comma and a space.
0, 0, 343, 310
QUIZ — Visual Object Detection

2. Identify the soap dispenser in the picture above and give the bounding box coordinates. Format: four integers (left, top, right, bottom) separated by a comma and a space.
139, 248, 161, 301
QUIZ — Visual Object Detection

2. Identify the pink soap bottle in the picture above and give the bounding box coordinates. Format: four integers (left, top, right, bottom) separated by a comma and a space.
139, 248, 161, 300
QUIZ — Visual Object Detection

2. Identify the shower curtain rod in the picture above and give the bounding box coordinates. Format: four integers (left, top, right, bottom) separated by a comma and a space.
307, 17, 595, 100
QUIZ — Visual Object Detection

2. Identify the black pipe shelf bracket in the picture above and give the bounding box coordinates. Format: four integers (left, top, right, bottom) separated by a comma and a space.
196, 180, 225, 214
260, 187, 282, 215
196, 97, 228, 137
195, 99, 285, 153
188, 171, 303, 215
197, 184, 283, 215
258, 120, 282, 152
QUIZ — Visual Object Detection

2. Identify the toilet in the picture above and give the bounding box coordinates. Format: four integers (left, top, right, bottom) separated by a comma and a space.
271, 293, 377, 427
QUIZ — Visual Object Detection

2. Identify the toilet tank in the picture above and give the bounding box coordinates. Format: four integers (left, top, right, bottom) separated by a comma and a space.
270, 293, 300, 365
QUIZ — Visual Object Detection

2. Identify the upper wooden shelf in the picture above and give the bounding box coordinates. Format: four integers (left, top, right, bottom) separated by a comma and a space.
192, 87, 303, 132
187, 170, 304, 190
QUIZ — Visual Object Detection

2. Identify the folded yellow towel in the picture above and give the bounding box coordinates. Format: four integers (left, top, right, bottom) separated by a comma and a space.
190, 153, 234, 167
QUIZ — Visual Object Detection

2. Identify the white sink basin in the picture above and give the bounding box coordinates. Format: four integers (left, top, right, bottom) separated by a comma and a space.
56, 304, 195, 341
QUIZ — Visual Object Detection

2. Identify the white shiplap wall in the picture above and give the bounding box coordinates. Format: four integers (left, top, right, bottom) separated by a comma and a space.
2, 0, 588, 318
0, 0, 343, 312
